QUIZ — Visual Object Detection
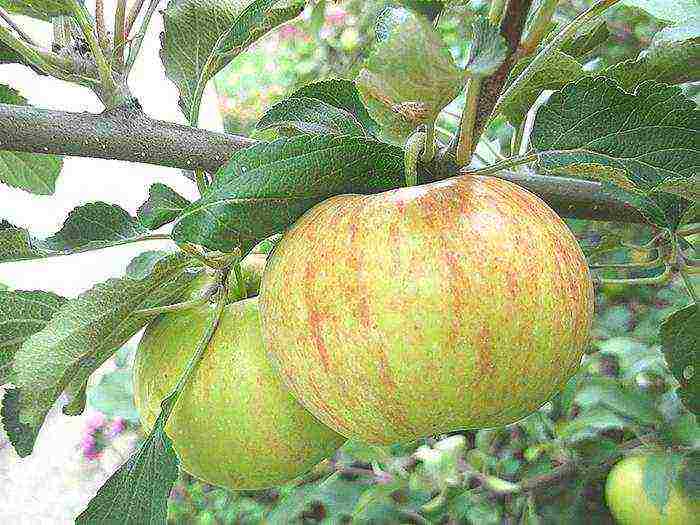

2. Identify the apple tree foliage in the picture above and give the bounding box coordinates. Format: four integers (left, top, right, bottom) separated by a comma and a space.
0, 0, 698, 523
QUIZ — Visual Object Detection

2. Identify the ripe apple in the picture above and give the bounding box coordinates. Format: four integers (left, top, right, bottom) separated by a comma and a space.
259, 175, 594, 444
133, 293, 345, 490
605, 453, 699, 525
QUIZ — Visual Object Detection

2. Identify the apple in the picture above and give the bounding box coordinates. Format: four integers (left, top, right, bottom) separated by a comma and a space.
605, 453, 699, 525
259, 175, 594, 444
181, 252, 268, 301
133, 293, 345, 490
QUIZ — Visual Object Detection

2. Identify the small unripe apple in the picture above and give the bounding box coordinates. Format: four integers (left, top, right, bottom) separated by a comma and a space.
260, 175, 594, 444
133, 294, 344, 490
605, 453, 699, 525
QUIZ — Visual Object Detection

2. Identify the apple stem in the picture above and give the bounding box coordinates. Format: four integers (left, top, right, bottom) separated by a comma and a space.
421, 122, 437, 163
231, 259, 248, 301
404, 130, 427, 187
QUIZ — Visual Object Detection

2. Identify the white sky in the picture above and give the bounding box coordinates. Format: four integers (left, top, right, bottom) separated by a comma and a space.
0, 7, 223, 297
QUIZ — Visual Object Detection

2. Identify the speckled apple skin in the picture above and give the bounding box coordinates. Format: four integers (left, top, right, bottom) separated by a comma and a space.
259, 175, 594, 445
134, 297, 345, 490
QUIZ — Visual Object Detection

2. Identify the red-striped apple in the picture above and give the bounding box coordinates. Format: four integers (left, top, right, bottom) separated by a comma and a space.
259, 175, 594, 444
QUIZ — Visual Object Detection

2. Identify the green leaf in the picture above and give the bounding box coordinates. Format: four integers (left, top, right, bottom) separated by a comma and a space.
0, 202, 153, 263
172, 135, 405, 252
651, 176, 700, 202
622, 0, 700, 23
500, 51, 586, 126
0, 0, 70, 19
75, 394, 180, 524
160, 0, 244, 122
0, 290, 66, 385
465, 16, 508, 78
289, 79, 379, 134
660, 304, 699, 414
137, 183, 191, 230
531, 77, 699, 228
602, 40, 700, 91
161, 0, 304, 123
1, 253, 200, 456
256, 97, 367, 136
561, 21, 610, 57
125, 250, 173, 279
0, 85, 63, 195
575, 376, 662, 427
557, 407, 628, 443
652, 18, 700, 46
214, 0, 305, 55
357, 7, 463, 142
642, 452, 684, 515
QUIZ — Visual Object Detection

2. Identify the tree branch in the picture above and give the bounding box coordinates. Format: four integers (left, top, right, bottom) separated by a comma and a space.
0, 102, 644, 224
471, 0, 534, 143
0, 102, 255, 173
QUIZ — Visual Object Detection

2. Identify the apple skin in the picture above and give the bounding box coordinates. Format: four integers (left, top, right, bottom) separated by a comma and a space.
605, 454, 700, 525
259, 175, 594, 444
133, 296, 345, 490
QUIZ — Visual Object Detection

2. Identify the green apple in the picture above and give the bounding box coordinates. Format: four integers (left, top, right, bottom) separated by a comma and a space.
606, 454, 700, 525
133, 294, 345, 490
259, 175, 595, 444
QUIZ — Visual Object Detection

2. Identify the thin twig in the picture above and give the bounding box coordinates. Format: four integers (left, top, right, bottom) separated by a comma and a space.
589, 256, 663, 270
0, 24, 96, 86
477, 0, 534, 125
493, 0, 623, 120
596, 264, 673, 286
519, 0, 559, 56
124, 0, 161, 73
95, 0, 108, 52
67, 0, 117, 97
125, 0, 147, 37
0, 7, 38, 46
113, 0, 127, 69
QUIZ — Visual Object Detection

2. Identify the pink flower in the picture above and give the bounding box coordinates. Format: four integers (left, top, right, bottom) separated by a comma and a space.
279, 25, 304, 40
106, 417, 127, 438
85, 413, 106, 432
326, 11, 348, 25
80, 434, 101, 460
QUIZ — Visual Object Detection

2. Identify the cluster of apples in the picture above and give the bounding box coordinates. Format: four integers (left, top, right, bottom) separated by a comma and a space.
134, 175, 595, 490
